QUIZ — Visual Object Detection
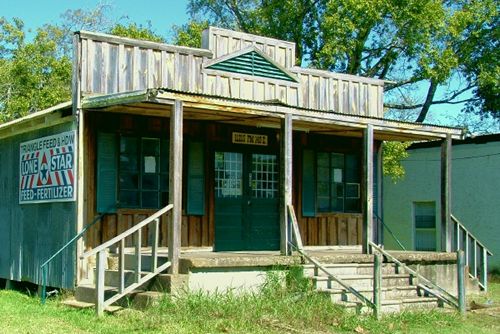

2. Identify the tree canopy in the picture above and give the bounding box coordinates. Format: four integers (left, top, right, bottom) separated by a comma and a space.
0, 5, 163, 122
183, 0, 499, 124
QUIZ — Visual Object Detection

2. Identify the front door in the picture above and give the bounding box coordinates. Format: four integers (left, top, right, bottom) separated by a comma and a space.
214, 151, 280, 251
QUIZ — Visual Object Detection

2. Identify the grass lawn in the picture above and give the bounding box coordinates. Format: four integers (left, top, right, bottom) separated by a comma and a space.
0, 274, 499, 334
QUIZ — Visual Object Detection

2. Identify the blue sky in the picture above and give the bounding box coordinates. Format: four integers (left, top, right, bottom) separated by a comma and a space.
0, 0, 190, 40
2, 0, 497, 132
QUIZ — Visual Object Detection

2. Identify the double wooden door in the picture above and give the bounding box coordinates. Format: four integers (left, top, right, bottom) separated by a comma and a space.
214, 151, 280, 251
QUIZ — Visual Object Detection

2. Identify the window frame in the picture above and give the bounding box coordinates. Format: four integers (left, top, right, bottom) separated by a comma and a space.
315, 151, 361, 214
118, 135, 169, 209
413, 201, 437, 251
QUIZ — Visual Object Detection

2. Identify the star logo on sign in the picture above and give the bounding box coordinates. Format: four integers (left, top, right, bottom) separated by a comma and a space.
40, 163, 49, 184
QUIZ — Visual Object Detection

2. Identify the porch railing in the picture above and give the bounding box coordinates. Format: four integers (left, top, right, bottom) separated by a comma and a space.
81, 204, 173, 316
374, 213, 406, 251
451, 214, 492, 291
39, 212, 109, 304
287, 205, 377, 315
369, 242, 462, 311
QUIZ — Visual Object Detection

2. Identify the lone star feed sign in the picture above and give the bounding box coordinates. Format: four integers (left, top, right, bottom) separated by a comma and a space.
19, 130, 77, 204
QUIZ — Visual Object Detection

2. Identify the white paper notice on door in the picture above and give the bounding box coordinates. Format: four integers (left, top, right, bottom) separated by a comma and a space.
144, 156, 157, 173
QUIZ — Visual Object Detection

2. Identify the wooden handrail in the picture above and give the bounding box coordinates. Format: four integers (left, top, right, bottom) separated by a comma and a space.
81, 204, 173, 259
369, 242, 459, 309
451, 214, 492, 256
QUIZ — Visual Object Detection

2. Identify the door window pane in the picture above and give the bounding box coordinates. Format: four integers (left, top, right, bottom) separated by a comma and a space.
251, 154, 278, 199
215, 152, 243, 198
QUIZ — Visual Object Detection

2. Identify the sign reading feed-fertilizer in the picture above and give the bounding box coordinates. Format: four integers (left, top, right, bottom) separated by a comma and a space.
19, 130, 77, 204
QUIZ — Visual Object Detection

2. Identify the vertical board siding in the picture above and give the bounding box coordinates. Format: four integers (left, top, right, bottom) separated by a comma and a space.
79, 32, 384, 117
0, 123, 77, 289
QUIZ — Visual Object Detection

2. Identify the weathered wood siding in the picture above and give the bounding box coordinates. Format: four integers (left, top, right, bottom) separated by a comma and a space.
202, 26, 295, 69
83, 114, 367, 249
0, 122, 77, 288
77, 29, 384, 117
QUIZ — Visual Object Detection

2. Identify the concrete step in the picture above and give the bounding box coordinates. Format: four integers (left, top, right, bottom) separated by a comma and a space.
101, 270, 177, 292
118, 253, 170, 272
62, 297, 123, 312
303, 263, 400, 276
311, 274, 414, 290
74, 283, 166, 309
337, 296, 441, 314
318, 285, 424, 303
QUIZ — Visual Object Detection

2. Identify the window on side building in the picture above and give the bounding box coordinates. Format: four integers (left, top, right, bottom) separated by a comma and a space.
413, 202, 437, 251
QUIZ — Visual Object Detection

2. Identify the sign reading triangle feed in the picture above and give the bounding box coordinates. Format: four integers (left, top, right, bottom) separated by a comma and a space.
19, 130, 77, 204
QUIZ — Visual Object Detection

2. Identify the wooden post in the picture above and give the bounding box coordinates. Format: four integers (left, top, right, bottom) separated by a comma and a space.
441, 135, 452, 252
457, 250, 466, 315
151, 218, 159, 272
169, 100, 183, 274
96, 250, 106, 317
135, 230, 142, 283
280, 114, 293, 255
363, 125, 374, 254
118, 239, 125, 294
373, 252, 382, 319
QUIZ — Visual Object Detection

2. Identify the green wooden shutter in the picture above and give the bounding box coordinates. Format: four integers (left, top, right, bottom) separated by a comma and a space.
302, 149, 316, 217
187, 141, 205, 215
97, 132, 118, 213
373, 148, 379, 216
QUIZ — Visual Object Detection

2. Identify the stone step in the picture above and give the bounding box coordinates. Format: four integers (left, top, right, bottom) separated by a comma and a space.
337, 296, 441, 314
318, 285, 424, 303
303, 263, 400, 276
311, 274, 414, 290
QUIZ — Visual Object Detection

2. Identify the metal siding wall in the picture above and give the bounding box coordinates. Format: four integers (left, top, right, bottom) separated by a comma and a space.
0, 122, 77, 288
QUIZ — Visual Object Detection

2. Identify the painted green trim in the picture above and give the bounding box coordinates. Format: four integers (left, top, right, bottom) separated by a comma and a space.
207, 51, 296, 82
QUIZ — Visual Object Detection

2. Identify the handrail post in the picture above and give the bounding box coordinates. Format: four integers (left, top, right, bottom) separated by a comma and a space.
96, 250, 106, 317
373, 252, 382, 319
473, 241, 478, 279
464, 233, 469, 268
118, 239, 125, 294
457, 250, 466, 315
481, 248, 488, 292
41, 266, 47, 304
151, 218, 159, 272
135, 229, 142, 283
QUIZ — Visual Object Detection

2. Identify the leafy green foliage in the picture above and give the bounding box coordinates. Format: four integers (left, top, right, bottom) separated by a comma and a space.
172, 20, 209, 48
0, 18, 71, 122
383, 141, 411, 183
184, 0, 499, 123
110, 23, 165, 43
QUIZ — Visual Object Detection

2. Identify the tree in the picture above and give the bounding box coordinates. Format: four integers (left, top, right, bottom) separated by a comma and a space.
183, 0, 499, 123
0, 6, 166, 123
0, 18, 71, 122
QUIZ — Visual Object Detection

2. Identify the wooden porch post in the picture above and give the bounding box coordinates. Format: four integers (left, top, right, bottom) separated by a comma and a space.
362, 124, 374, 254
280, 114, 293, 255
169, 100, 183, 273
441, 134, 452, 252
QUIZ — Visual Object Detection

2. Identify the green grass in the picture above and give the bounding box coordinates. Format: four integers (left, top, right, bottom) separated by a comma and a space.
1, 273, 499, 334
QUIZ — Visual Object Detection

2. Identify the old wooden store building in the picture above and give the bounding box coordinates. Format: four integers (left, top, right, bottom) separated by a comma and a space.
1, 27, 489, 314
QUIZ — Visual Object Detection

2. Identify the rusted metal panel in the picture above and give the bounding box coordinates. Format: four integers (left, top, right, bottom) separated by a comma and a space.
0, 122, 77, 288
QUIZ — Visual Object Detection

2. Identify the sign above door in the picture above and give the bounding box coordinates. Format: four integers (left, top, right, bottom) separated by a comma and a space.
232, 132, 268, 146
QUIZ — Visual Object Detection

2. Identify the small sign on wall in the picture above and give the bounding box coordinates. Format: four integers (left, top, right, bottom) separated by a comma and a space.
19, 130, 77, 204
232, 132, 268, 146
